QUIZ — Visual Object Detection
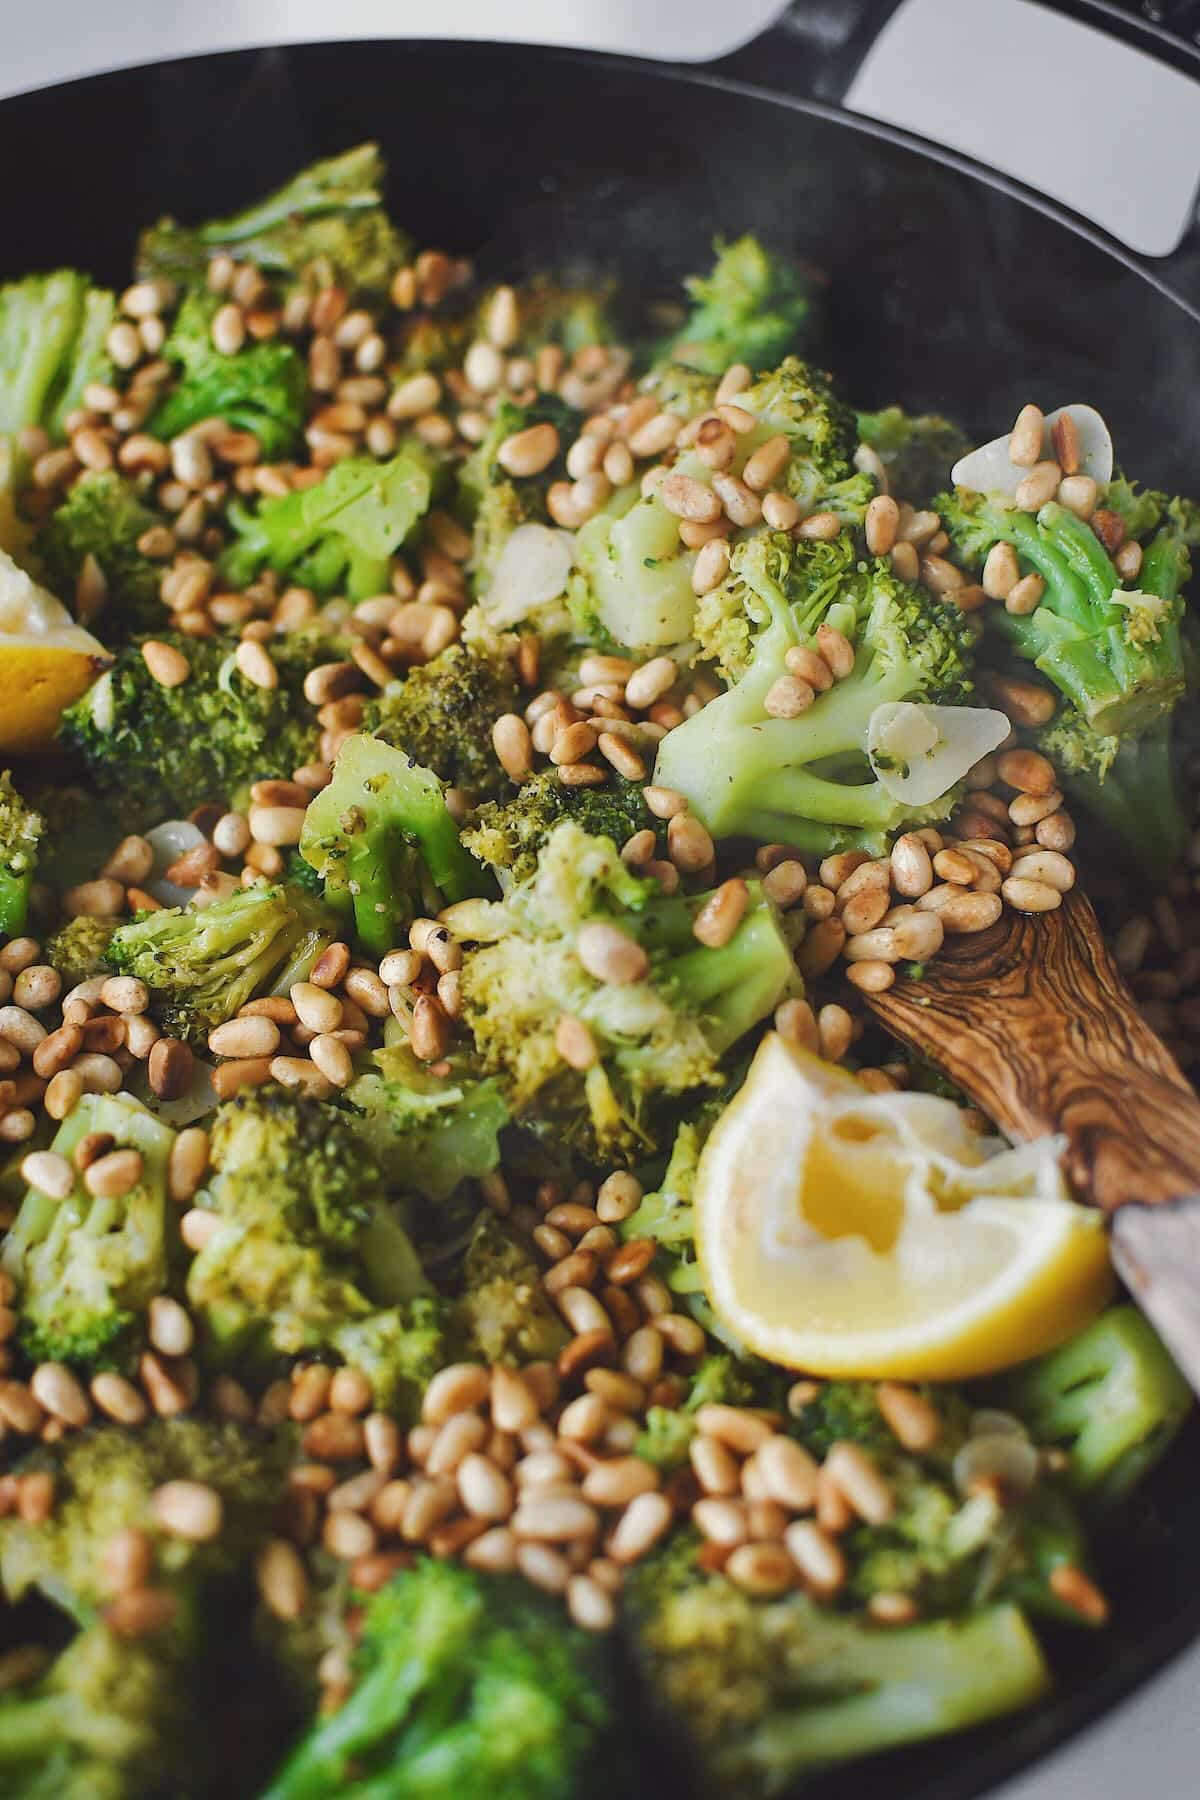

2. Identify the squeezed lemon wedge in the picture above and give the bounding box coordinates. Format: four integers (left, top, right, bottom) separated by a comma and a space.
694, 1035, 1114, 1381
0, 547, 109, 753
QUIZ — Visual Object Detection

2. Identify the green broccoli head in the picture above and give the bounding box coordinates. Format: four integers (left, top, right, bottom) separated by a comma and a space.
299, 731, 487, 957
1, 1094, 175, 1370
655, 530, 976, 854
364, 640, 522, 801
0, 270, 115, 447
35, 473, 166, 640
221, 448, 435, 601
738, 357, 863, 511
106, 882, 338, 1047
658, 236, 818, 375
451, 1210, 568, 1367
261, 1558, 625, 1800
461, 769, 662, 884
136, 142, 408, 301
0, 770, 44, 937
855, 405, 969, 507
937, 488, 1189, 737
185, 1086, 429, 1371
1035, 706, 1186, 880
58, 628, 337, 830
43, 913, 120, 990
147, 289, 307, 461
450, 820, 798, 1164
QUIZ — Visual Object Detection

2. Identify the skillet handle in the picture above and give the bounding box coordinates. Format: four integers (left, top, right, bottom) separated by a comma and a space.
723, 0, 1200, 294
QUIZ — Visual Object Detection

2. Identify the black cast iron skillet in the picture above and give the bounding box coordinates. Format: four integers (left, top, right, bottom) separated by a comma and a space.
1, 21, 1199, 1799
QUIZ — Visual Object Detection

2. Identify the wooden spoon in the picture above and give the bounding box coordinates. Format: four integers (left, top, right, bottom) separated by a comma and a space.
866, 889, 1200, 1390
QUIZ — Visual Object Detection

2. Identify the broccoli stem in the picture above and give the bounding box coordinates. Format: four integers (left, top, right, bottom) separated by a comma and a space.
1058, 720, 1187, 881
740, 1605, 1049, 1776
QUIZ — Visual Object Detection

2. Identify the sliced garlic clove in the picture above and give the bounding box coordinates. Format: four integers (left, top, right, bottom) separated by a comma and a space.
867, 701, 1011, 805
950, 404, 1113, 498
482, 523, 574, 629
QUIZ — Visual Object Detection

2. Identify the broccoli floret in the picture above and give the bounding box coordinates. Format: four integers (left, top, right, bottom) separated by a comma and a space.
345, 1043, 510, 1216
299, 732, 486, 957
148, 289, 307, 461
261, 1558, 624, 1800
11, 781, 123, 899
938, 488, 1188, 736
107, 882, 337, 1048
639, 360, 719, 423
1, 1094, 175, 1370
330, 1298, 453, 1421
1105, 472, 1167, 543
222, 449, 434, 601
658, 237, 818, 376
0, 771, 43, 937
855, 405, 969, 507
185, 1086, 430, 1374
449, 821, 798, 1164
451, 1210, 568, 1366
625, 1536, 1050, 1794
459, 393, 576, 597
998, 1305, 1192, 1512
738, 358, 866, 516
364, 641, 522, 801
42, 914, 119, 989
636, 1351, 763, 1472
137, 143, 408, 301
1035, 706, 1187, 880
461, 769, 661, 884
654, 531, 976, 854
35, 472, 167, 638
0, 271, 115, 450
59, 628, 333, 829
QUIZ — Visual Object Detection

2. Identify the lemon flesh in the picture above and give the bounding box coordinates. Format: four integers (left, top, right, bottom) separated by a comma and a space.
695, 1035, 1114, 1381
0, 547, 109, 753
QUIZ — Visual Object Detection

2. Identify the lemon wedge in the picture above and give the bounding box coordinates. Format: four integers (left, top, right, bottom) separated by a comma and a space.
694, 1034, 1114, 1381
0, 547, 109, 753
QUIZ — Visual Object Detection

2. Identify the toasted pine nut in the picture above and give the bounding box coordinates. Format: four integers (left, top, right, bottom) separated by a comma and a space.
1008, 404, 1044, 467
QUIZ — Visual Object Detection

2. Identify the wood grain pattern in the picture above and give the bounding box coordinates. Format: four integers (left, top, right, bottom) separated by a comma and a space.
867, 889, 1200, 1212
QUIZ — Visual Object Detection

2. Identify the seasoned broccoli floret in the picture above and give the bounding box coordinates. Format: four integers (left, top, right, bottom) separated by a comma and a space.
107, 882, 337, 1047
59, 628, 335, 829
137, 142, 408, 301
459, 393, 576, 597
222, 449, 434, 601
43, 913, 119, 988
626, 1536, 1050, 1795
35, 472, 166, 638
655, 530, 976, 854
184, 1086, 431, 1375
998, 1305, 1192, 1511
1035, 706, 1187, 880
938, 488, 1188, 736
330, 1299, 453, 1420
637, 1351, 764, 1472
737, 358, 867, 518
1, 1094, 175, 1369
855, 405, 969, 507
451, 1210, 568, 1366
0, 771, 43, 937
462, 769, 661, 884
449, 821, 798, 1164
364, 641, 522, 800
148, 288, 307, 460
261, 1558, 625, 1800
658, 236, 818, 375
0, 271, 115, 449
1104, 472, 1168, 543
345, 1043, 510, 1218
299, 732, 486, 957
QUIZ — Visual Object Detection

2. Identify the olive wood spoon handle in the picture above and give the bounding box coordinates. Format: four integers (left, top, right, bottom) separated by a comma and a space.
865, 889, 1200, 1391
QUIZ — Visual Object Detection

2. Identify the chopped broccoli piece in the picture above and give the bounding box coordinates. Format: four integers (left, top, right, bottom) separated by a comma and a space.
345, 1042, 510, 1211
1, 1093, 174, 1370
1105, 473, 1167, 543
148, 288, 307, 460
35, 472, 165, 638
855, 405, 969, 507
137, 142, 408, 301
107, 882, 337, 1047
737, 358, 866, 516
450, 821, 798, 1164
59, 629, 333, 829
637, 1351, 763, 1471
11, 782, 123, 899
364, 641, 522, 801
626, 1536, 1050, 1794
0, 271, 115, 449
222, 449, 434, 601
0, 771, 43, 937
998, 1305, 1192, 1511
330, 1298, 453, 1421
938, 489, 1188, 737
459, 393, 576, 597
451, 1210, 568, 1366
42, 913, 119, 989
261, 1558, 624, 1800
655, 530, 975, 854
658, 236, 818, 375
299, 732, 487, 957
1035, 706, 1186, 880
185, 1086, 430, 1374
461, 769, 661, 884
